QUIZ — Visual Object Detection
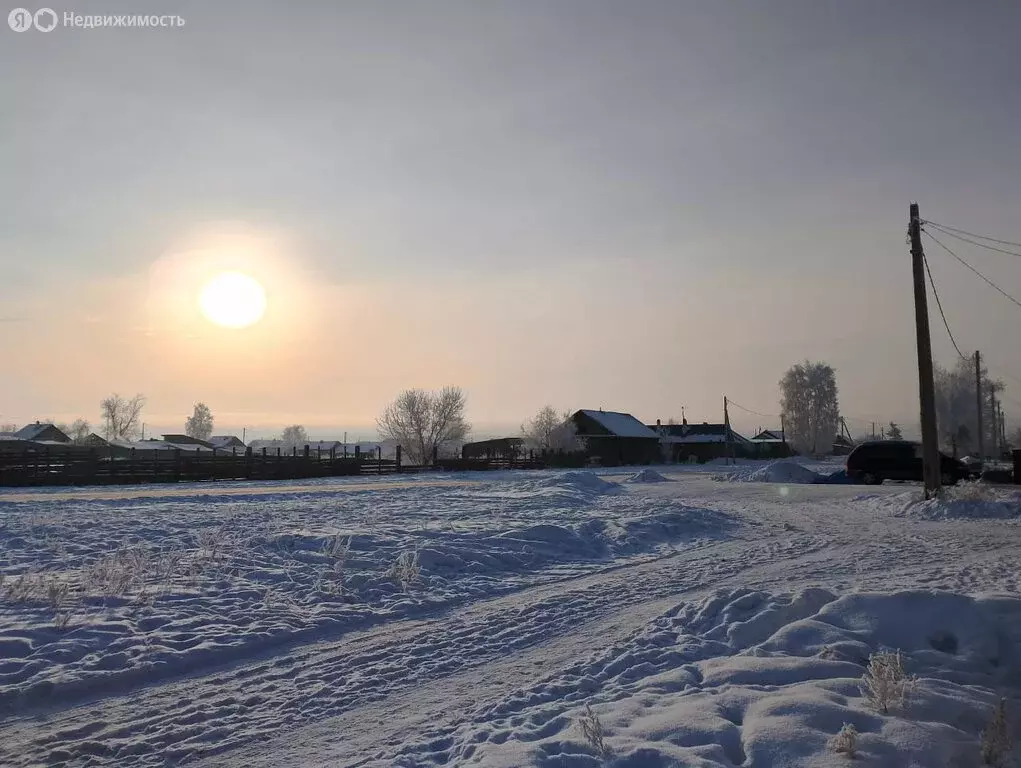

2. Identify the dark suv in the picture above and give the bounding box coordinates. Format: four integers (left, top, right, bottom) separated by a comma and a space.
846, 440, 972, 485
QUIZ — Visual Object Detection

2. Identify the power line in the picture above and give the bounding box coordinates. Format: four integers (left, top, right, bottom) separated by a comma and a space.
922, 252, 967, 360
722, 398, 775, 416
923, 220, 1021, 250
925, 222, 1021, 259
923, 230, 1021, 313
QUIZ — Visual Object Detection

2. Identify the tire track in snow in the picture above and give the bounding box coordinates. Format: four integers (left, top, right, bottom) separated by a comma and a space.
0, 533, 829, 767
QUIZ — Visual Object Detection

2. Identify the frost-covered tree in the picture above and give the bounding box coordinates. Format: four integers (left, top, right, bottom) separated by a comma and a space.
100, 393, 146, 441
0, 423, 16, 433
280, 424, 309, 445
886, 421, 903, 440
521, 406, 579, 453
933, 358, 1002, 455
185, 403, 214, 441
779, 361, 839, 456
377, 387, 470, 465
52, 418, 91, 443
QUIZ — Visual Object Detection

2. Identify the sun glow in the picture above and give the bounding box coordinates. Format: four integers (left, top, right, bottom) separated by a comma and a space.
198, 271, 267, 328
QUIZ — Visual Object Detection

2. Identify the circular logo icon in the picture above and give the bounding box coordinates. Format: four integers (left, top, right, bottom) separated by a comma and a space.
8, 7, 33, 31
34, 7, 57, 31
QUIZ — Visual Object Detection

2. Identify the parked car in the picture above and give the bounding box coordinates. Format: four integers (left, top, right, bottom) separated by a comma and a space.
845, 440, 973, 485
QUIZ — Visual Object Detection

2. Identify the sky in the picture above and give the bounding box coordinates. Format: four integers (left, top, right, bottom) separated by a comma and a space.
2, 0, 1021, 441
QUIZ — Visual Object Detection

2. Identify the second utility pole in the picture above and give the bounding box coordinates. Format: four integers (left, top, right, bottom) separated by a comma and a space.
975, 351, 984, 460
909, 202, 941, 497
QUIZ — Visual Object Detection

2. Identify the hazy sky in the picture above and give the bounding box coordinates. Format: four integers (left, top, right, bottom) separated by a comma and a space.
3, 0, 1020, 440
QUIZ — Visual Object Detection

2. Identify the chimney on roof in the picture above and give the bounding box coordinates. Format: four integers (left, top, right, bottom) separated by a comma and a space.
656, 419, 661, 427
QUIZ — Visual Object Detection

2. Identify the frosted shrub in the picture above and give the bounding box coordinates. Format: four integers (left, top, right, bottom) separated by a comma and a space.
45, 576, 69, 609
6, 572, 43, 603
861, 649, 912, 714
830, 722, 858, 758
981, 698, 1014, 767
945, 480, 997, 504
390, 550, 421, 591
318, 535, 351, 593
579, 703, 612, 759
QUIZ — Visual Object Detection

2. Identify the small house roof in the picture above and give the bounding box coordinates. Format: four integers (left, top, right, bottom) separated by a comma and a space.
576, 410, 658, 438
652, 422, 752, 444
14, 422, 71, 442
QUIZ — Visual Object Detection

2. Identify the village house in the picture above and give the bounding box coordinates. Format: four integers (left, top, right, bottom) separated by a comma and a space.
749, 428, 792, 459
14, 422, 71, 443
566, 409, 661, 466
209, 435, 246, 451
651, 420, 752, 463
461, 437, 524, 461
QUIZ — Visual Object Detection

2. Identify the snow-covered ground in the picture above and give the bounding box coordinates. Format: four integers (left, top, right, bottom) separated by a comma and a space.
0, 465, 1019, 766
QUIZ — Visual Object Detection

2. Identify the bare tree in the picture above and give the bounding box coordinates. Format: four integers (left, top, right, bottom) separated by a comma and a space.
281, 425, 309, 445
780, 361, 839, 456
521, 406, 579, 453
0, 422, 16, 433
100, 393, 146, 441
377, 387, 470, 464
185, 403, 214, 441
61, 418, 92, 443
886, 421, 903, 440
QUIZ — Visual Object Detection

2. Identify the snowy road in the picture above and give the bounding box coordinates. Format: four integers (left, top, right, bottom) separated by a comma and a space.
1, 469, 1019, 766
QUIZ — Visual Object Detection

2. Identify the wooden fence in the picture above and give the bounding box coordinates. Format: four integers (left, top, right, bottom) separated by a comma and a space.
0, 446, 547, 488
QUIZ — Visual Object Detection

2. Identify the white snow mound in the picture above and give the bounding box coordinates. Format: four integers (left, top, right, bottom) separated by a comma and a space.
625, 469, 671, 483
724, 460, 821, 484
534, 470, 620, 494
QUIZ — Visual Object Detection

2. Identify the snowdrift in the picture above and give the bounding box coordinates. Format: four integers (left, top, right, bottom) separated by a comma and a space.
394, 588, 1021, 767
718, 460, 822, 484
625, 469, 672, 483
860, 488, 1021, 520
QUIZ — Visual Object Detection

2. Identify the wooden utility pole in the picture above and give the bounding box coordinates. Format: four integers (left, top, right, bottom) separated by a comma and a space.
990, 388, 999, 459
975, 351, 984, 460
723, 396, 733, 464
909, 202, 941, 497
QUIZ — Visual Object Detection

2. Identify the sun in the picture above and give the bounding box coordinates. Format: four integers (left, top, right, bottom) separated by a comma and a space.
198, 271, 267, 328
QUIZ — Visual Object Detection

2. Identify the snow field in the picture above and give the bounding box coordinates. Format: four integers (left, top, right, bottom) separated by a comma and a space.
392, 588, 1021, 767
0, 472, 732, 719
2, 470, 1020, 766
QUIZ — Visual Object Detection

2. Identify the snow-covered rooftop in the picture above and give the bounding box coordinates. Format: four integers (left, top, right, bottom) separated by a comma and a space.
578, 410, 658, 438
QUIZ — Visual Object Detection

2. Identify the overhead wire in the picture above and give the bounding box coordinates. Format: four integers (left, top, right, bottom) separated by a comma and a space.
922, 220, 1021, 251
922, 252, 967, 360
922, 229, 1021, 312
731, 396, 775, 420
924, 222, 1021, 259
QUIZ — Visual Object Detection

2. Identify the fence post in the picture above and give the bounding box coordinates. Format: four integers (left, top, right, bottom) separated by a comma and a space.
377, 446, 382, 474
130, 447, 136, 479
395, 444, 402, 471
175, 448, 182, 482
1014, 449, 1021, 485
355, 445, 361, 461
432, 445, 438, 466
